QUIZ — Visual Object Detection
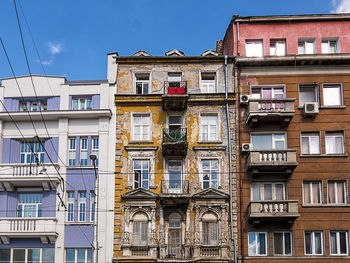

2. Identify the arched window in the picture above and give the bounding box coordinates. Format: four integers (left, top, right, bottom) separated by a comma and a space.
132, 212, 148, 246
202, 212, 218, 245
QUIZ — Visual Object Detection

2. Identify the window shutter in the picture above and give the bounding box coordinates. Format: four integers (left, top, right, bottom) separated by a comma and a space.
210, 222, 218, 245
203, 222, 209, 244
133, 222, 140, 245
141, 222, 148, 245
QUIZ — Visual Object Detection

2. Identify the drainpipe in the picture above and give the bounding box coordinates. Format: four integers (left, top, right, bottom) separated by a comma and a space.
224, 55, 237, 263
236, 21, 240, 56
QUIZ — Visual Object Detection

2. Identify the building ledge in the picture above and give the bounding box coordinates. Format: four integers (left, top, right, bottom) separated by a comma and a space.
299, 153, 348, 158
193, 146, 226, 151
125, 146, 159, 151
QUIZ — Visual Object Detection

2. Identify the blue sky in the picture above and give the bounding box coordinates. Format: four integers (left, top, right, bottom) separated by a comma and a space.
0, 0, 348, 80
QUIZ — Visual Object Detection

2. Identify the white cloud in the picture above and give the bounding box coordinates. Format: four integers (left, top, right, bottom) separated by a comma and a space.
47, 41, 64, 55
331, 0, 350, 13
35, 58, 53, 66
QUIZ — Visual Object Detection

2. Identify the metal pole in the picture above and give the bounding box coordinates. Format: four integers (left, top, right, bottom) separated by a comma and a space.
91, 155, 99, 263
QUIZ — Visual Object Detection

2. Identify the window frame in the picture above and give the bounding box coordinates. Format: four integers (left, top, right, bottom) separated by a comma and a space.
68, 138, 77, 166
134, 72, 150, 95
72, 97, 92, 110
202, 221, 218, 245
20, 141, 45, 164
133, 159, 150, 190
322, 83, 343, 106
303, 181, 323, 205
298, 38, 316, 54
250, 132, 286, 150
245, 40, 263, 57
200, 71, 217, 93
90, 191, 95, 222
327, 180, 347, 204
299, 84, 319, 106
17, 193, 43, 218
273, 231, 292, 256
200, 159, 220, 190
251, 182, 286, 201
131, 113, 152, 142
78, 191, 87, 222
250, 84, 286, 99
330, 230, 349, 255
270, 39, 286, 56
304, 230, 324, 255
67, 191, 75, 222
321, 38, 340, 54
91, 137, 99, 166
0, 247, 55, 263
65, 248, 92, 263
325, 131, 345, 155
248, 232, 268, 256
132, 213, 149, 246
80, 137, 88, 166
300, 132, 321, 155
200, 113, 219, 142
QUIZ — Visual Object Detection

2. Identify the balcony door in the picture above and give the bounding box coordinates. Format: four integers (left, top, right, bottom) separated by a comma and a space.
168, 115, 183, 139
168, 212, 182, 258
168, 160, 182, 193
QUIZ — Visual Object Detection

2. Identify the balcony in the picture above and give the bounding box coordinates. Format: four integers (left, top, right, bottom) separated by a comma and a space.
246, 98, 295, 127
0, 164, 60, 191
200, 246, 221, 258
162, 81, 188, 111
247, 149, 298, 174
248, 200, 299, 224
131, 246, 149, 257
162, 128, 188, 156
0, 218, 58, 244
161, 245, 193, 262
159, 180, 190, 205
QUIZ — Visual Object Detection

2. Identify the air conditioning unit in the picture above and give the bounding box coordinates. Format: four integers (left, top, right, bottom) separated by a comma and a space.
241, 143, 252, 153
240, 95, 250, 105
303, 102, 319, 116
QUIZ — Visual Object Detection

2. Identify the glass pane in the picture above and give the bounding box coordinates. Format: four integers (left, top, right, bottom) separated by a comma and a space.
248, 232, 257, 256
0, 249, 10, 262
258, 233, 266, 255
77, 249, 85, 263
324, 86, 341, 106
312, 183, 320, 204
252, 134, 272, 150
251, 184, 260, 201
42, 248, 55, 263
330, 232, 337, 254
300, 87, 316, 105
274, 233, 283, 254
87, 249, 92, 263
301, 137, 309, 154
328, 181, 335, 203
28, 249, 40, 263
264, 184, 272, 200
66, 249, 75, 263
276, 184, 284, 200
13, 249, 25, 263
285, 233, 291, 255
315, 232, 322, 254
335, 136, 344, 154
340, 232, 347, 254
310, 137, 320, 154
337, 182, 345, 203
305, 232, 311, 254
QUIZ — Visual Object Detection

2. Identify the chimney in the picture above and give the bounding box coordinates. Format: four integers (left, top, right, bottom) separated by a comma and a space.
216, 40, 223, 55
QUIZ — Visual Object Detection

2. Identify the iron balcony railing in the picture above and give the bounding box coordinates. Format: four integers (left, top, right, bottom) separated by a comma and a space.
163, 128, 187, 143
161, 180, 189, 194
164, 81, 187, 95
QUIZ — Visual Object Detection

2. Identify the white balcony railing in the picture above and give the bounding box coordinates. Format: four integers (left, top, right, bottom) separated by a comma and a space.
0, 218, 57, 235
247, 150, 298, 172
249, 200, 299, 219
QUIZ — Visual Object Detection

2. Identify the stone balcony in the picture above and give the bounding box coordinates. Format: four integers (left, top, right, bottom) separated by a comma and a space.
0, 164, 60, 191
162, 81, 188, 111
159, 180, 190, 206
162, 128, 188, 156
248, 200, 300, 224
247, 149, 298, 174
0, 217, 58, 244
246, 98, 295, 127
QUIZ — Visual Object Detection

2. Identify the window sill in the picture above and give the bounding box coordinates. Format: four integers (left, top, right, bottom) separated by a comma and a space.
65, 222, 93, 225
302, 204, 350, 208
300, 153, 348, 158
67, 165, 95, 169
297, 105, 345, 109
198, 140, 222, 144
129, 140, 154, 144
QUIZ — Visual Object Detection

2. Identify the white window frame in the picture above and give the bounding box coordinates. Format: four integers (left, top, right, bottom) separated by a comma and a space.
80, 137, 88, 166
330, 231, 349, 255
17, 193, 43, 218
72, 97, 92, 110
65, 248, 92, 263
321, 38, 339, 54
91, 137, 99, 165
133, 159, 150, 190
20, 101, 28, 111
323, 83, 343, 106
201, 159, 220, 190
200, 113, 219, 142
132, 113, 151, 141
250, 84, 286, 99
248, 232, 267, 256
31, 102, 38, 111
300, 132, 321, 155
200, 72, 217, 93
298, 38, 316, 54
67, 191, 75, 222
251, 182, 286, 201
251, 133, 286, 150
20, 141, 45, 164
273, 232, 292, 256
299, 84, 319, 106
68, 138, 77, 166
78, 191, 87, 222
90, 191, 95, 222
132, 214, 149, 246
1, 248, 55, 263
303, 181, 322, 205
328, 180, 347, 204
245, 40, 263, 57
270, 39, 286, 56
304, 231, 324, 255
135, 72, 150, 95
325, 131, 345, 154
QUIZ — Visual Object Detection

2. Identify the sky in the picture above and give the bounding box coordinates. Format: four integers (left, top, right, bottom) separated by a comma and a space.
1, 0, 350, 81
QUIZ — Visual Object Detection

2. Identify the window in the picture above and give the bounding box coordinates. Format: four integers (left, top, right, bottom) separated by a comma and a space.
69, 138, 76, 166
305, 231, 323, 255
201, 114, 218, 141
133, 114, 151, 141
251, 182, 285, 201
168, 73, 182, 87
251, 85, 285, 99
66, 248, 92, 263
17, 193, 43, 218
303, 181, 322, 204
270, 40, 286, 56
90, 191, 95, 222
330, 231, 348, 255
323, 84, 342, 106
78, 191, 87, 222
202, 212, 218, 245
168, 115, 183, 132
168, 212, 182, 257
42, 101, 47, 111
72, 98, 92, 110
135, 73, 150, 94
301, 132, 320, 155
325, 132, 345, 154
91, 137, 99, 165
0, 248, 54, 263
274, 232, 292, 255
31, 102, 38, 111
251, 133, 286, 150
168, 160, 182, 191
299, 84, 318, 106
20, 101, 28, 111
322, 39, 339, 54
132, 213, 148, 246
328, 181, 346, 204
200, 72, 216, 93
248, 232, 267, 256
80, 138, 88, 166
298, 38, 315, 54
246, 40, 263, 57
67, 191, 74, 222
201, 159, 219, 189
20, 141, 45, 164
133, 160, 149, 189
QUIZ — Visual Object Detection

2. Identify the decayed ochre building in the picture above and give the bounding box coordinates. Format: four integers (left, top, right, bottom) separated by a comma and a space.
108, 49, 238, 262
